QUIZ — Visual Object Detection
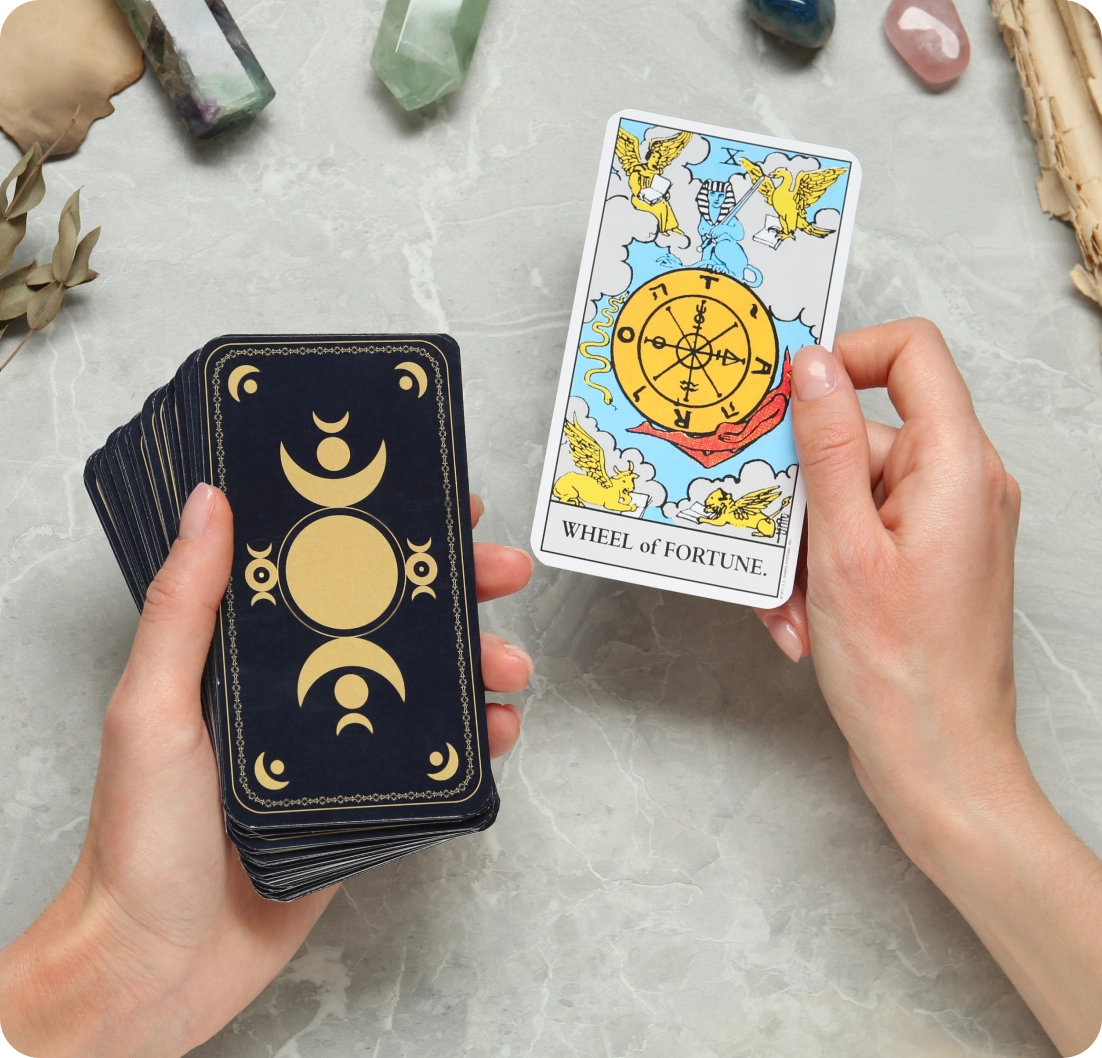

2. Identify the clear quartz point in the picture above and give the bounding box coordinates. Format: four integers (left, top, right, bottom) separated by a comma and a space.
371, 0, 491, 111
115, 0, 275, 138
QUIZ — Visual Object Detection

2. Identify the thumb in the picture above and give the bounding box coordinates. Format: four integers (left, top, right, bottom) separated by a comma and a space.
791, 345, 881, 554
121, 484, 233, 716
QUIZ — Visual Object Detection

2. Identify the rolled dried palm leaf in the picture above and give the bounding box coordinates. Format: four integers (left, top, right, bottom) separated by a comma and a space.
991, 0, 1102, 307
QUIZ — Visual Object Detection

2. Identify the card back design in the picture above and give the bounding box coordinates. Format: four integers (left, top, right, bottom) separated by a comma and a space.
202, 338, 487, 817
532, 111, 862, 606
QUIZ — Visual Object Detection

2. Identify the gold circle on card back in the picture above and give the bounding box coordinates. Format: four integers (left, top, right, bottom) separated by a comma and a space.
282, 512, 401, 633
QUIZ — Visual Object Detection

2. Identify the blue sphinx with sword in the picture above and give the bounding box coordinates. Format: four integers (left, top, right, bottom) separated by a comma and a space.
695, 151, 847, 278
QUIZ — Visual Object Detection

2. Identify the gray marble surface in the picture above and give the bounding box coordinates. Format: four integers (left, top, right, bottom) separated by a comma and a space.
1, 0, 1100, 1054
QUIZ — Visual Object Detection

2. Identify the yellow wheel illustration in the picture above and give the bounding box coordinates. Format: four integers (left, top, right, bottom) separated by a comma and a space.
611, 269, 779, 435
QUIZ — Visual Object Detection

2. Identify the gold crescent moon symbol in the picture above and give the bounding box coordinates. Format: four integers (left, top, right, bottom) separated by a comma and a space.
395, 361, 428, 398
280, 441, 386, 507
427, 743, 459, 781
254, 752, 289, 790
297, 637, 406, 705
312, 411, 350, 434
244, 545, 280, 608
336, 713, 375, 735
405, 539, 438, 599
228, 365, 260, 402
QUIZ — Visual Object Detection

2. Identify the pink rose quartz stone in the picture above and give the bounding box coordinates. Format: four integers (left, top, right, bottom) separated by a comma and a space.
884, 0, 970, 84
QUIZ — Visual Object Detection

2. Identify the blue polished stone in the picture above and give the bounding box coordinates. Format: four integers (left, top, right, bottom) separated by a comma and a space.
745, 0, 836, 47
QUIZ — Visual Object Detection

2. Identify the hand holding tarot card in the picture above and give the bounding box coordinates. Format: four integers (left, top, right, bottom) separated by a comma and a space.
532, 111, 862, 607
85, 336, 497, 900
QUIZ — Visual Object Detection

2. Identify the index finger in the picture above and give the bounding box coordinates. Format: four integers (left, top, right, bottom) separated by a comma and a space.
833, 318, 977, 427
474, 542, 534, 602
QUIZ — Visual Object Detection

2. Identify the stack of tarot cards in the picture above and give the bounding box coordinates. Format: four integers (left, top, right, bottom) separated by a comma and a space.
85, 335, 498, 901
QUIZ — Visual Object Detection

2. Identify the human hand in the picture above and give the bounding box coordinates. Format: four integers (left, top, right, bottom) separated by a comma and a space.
756, 319, 1022, 827
0, 485, 534, 1058
753, 319, 1102, 1054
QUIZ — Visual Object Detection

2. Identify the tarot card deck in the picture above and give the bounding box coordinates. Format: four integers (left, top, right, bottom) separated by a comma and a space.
85, 335, 497, 901
532, 111, 862, 608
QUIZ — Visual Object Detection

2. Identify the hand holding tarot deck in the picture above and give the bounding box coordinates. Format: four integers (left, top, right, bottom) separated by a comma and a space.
85, 336, 496, 901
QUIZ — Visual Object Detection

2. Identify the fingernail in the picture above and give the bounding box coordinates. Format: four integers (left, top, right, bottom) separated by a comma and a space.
503, 643, 535, 677
178, 484, 216, 541
508, 547, 536, 574
793, 345, 838, 403
502, 702, 522, 721
766, 615, 803, 663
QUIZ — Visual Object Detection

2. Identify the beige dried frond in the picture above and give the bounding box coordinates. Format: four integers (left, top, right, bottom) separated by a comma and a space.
0, 133, 101, 376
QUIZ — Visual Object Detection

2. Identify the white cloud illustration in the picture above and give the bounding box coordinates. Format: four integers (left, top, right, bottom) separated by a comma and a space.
585, 194, 656, 323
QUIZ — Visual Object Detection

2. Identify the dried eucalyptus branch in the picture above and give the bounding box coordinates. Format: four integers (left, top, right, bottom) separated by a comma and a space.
0, 116, 74, 258
0, 112, 100, 376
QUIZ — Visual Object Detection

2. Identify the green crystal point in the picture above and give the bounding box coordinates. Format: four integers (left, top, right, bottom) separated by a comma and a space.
371, 0, 491, 111
115, 0, 275, 139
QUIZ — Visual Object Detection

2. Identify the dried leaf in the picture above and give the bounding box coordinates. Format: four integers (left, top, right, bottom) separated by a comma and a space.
66, 226, 100, 286
26, 281, 65, 330
6, 145, 45, 220
0, 129, 104, 380
0, 145, 34, 215
26, 263, 55, 287
51, 189, 81, 281
0, 215, 27, 272
0, 281, 34, 321
0, 263, 35, 289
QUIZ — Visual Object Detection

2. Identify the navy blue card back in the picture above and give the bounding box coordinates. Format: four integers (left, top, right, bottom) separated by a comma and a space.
200, 336, 491, 825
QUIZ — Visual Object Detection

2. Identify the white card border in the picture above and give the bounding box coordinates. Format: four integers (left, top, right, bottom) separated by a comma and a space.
530, 109, 863, 608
